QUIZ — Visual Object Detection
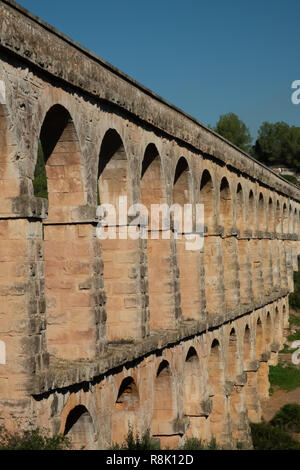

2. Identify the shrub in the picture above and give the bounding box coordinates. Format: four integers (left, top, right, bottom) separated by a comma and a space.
179, 437, 219, 450
0, 426, 72, 450
250, 421, 300, 450
270, 404, 300, 433
109, 428, 160, 450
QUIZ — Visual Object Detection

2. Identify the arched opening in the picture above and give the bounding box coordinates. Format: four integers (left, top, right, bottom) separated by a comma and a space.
64, 405, 95, 450
141, 144, 176, 330
275, 200, 281, 233
42, 105, 93, 360
265, 312, 272, 349
112, 377, 139, 445
268, 198, 274, 232
274, 307, 281, 345
226, 328, 243, 443
208, 339, 226, 443
173, 158, 201, 321
152, 360, 178, 447
255, 318, 264, 359
293, 208, 298, 235
282, 203, 288, 234
244, 325, 251, 362
226, 328, 238, 379
40, 104, 86, 217
289, 204, 292, 233
219, 177, 232, 229
258, 193, 265, 232
99, 130, 142, 340
248, 190, 255, 232
184, 347, 202, 416
199, 169, 215, 232
236, 183, 244, 233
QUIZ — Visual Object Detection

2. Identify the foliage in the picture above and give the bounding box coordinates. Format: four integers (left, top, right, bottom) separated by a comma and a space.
109, 428, 160, 450
250, 421, 300, 450
289, 314, 300, 327
290, 263, 300, 311
281, 174, 299, 185
214, 112, 252, 153
33, 142, 48, 199
0, 425, 72, 450
269, 362, 300, 392
179, 437, 219, 450
287, 330, 300, 342
252, 121, 300, 170
270, 404, 300, 433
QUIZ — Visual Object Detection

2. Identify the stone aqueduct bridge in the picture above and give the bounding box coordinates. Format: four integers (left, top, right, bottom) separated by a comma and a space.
0, 0, 300, 450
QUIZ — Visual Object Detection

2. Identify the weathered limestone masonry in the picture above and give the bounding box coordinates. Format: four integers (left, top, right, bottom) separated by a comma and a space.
0, 0, 299, 450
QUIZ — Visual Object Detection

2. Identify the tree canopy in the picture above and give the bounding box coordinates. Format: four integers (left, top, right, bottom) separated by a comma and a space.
214, 112, 252, 153
252, 121, 300, 170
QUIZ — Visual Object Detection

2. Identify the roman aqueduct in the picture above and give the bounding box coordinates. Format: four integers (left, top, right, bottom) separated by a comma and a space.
0, 0, 299, 449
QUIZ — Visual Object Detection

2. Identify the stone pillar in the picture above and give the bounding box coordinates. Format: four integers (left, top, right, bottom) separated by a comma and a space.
263, 239, 273, 297
237, 239, 252, 309
0, 215, 49, 428
204, 236, 225, 316
271, 239, 280, 291
250, 239, 264, 301
44, 223, 99, 358
222, 237, 240, 312
176, 236, 204, 321
146, 231, 179, 331
279, 240, 288, 290
102, 226, 148, 340
244, 370, 262, 423
257, 361, 270, 402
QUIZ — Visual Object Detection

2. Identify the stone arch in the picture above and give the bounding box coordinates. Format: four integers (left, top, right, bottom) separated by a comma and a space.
255, 317, 264, 359
173, 156, 191, 207
112, 377, 140, 445
199, 169, 215, 231
293, 208, 298, 234
275, 200, 281, 233
236, 183, 244, 233
141, 143, 176, 330
98, 129, 142, 340
39, 104, 86, 220
265, 311, 272, 350
282, 202, 288, 233
244, 325, 251, 362
173, 157, 201, 321
43, 105, 94, 360
219, 177, 232, 228
268, 197, 274, 232
63, 405, 96, 450
183, 347, 202, 416
98, 128, 127, 206
152, 360, 178, 447
0, 102, 19, 199
257, 192, 265, 232
208, 339, 226, 443
226, 328, 239, 378
248, 189, 255, 231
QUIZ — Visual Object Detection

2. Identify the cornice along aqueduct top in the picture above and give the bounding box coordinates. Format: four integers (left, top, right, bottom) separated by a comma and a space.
0, 0, 299, 203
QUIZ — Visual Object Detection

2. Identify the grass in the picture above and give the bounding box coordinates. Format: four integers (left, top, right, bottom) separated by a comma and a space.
269, 361, 300, 392
179, 437, 219, 450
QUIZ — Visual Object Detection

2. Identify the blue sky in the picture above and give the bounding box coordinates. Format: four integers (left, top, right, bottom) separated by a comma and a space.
17, 0, 300, 141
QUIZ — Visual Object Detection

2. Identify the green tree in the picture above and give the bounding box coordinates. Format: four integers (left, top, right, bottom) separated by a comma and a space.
214, 112, 252, 153
253, 121, 300, 169
33, 141, 48, 199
